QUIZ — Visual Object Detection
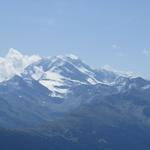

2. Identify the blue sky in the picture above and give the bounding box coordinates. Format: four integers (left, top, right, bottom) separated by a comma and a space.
0, 0, 150, 78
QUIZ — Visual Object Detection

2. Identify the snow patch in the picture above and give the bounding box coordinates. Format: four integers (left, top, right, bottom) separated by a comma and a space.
87, 78, 97, 85
66, 54, 79, 60
142, 85, 150, 90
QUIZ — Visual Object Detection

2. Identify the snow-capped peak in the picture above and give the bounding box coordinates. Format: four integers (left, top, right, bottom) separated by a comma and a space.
6, 48, 23, 58
23, 53, 100, 97
0, 48, 41, 82
0, 50, 142, 98
55, 54, 79, 61
66, 54, 79, 60
100, 65, 134, 78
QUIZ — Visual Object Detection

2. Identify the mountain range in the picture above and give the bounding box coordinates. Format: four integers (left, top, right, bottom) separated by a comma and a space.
0, 48, 150, 150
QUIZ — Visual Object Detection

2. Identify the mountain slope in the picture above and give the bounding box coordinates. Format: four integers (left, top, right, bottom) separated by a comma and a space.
22, 54, 101, 97
0, 49, 150, 128
0, 75, 66, 128
0, 49, 150, 149
22, 53, 136, 98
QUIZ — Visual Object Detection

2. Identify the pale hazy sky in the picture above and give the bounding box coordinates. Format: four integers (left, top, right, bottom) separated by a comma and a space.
0, 0, 150, 78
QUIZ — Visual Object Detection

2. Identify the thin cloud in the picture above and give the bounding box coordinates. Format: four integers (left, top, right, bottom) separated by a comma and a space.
142, 49, 150, 56
116, 51, 126, 57
112, 44, 119, 49
111, 44, 125, 57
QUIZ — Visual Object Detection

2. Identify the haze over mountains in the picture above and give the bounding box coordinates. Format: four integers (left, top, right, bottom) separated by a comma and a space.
0, 48, 150, 150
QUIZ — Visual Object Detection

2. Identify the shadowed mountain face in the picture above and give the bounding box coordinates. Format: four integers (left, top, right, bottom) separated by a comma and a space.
0, 50, 150, 149
1, 109, 150, 150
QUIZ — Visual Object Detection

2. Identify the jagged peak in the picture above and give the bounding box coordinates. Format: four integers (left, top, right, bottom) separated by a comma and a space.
99, 65, 135, 78
66, 54, 79, 60
6, 48, 23, 58
55, 54, 79, 61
